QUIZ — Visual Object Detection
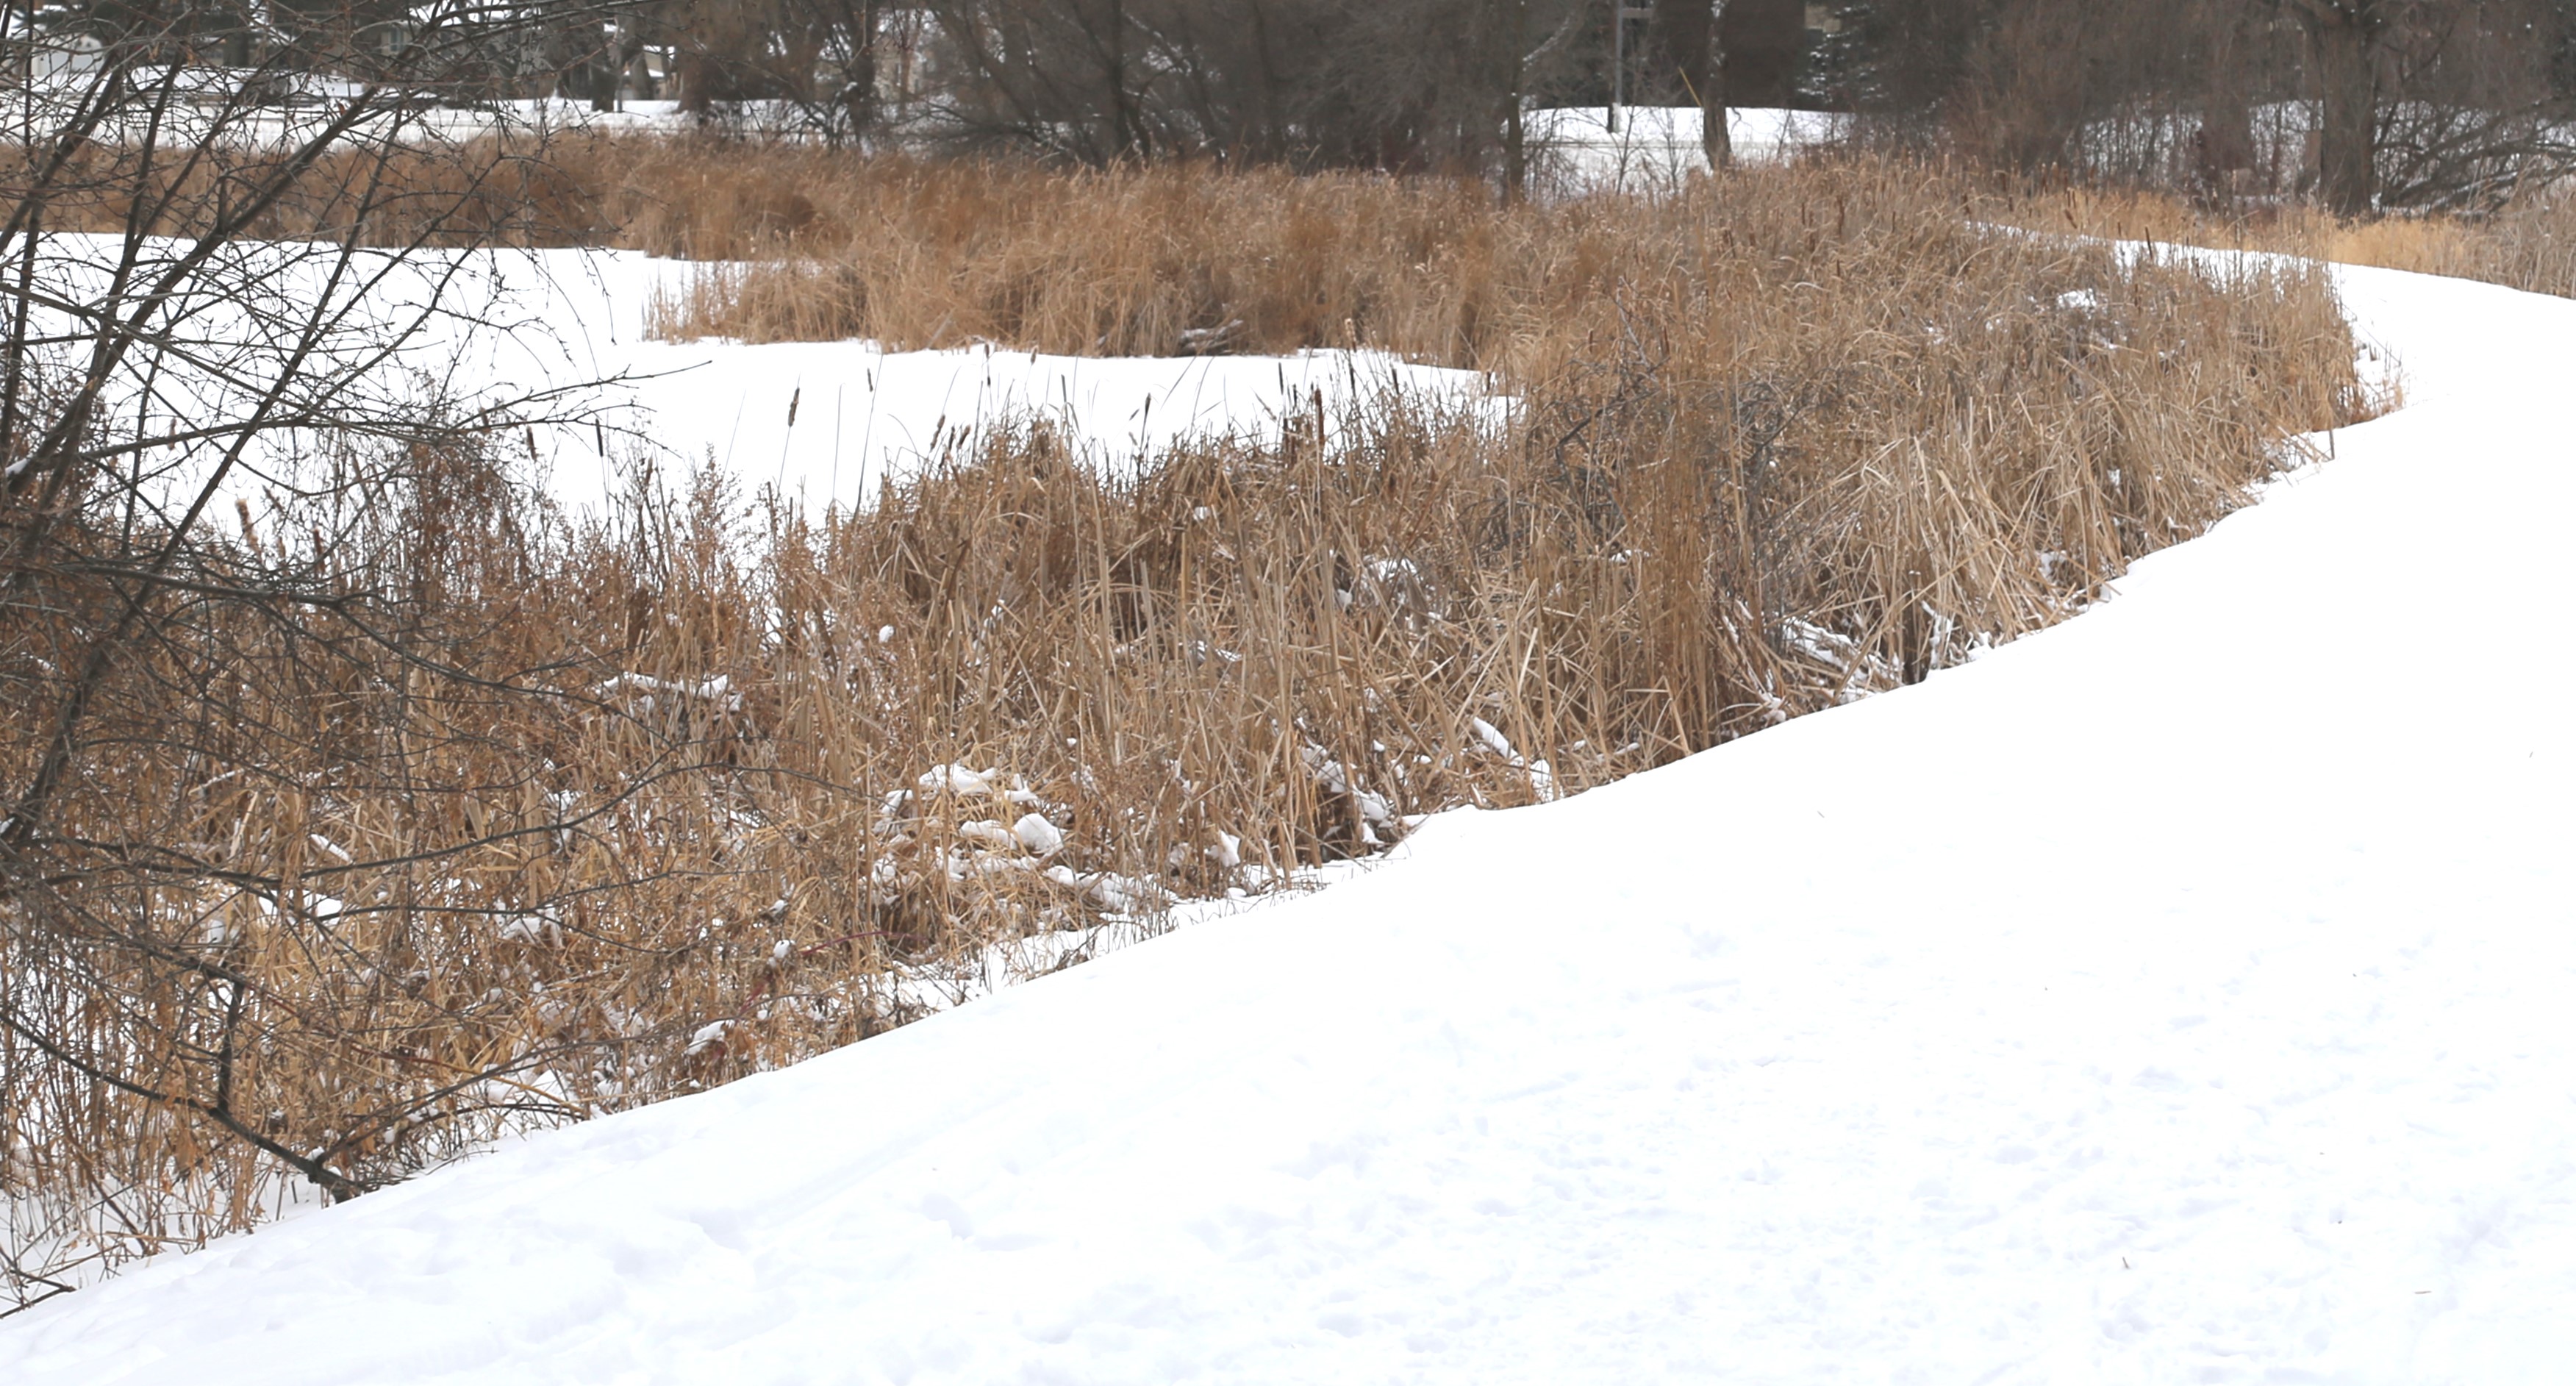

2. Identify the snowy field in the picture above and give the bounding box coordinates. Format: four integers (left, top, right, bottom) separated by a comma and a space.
1, 254, 2570, 1380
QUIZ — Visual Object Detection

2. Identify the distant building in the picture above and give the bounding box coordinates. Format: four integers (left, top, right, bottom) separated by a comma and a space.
1, 7, 102, 84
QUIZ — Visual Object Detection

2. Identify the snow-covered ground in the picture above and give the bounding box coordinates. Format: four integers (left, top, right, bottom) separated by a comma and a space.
1525, 106, 1848, 193
6, 260, 2573, 1382
510, 253, 1491, 512
28, 236, 1492, 521
426, 249, 1492, 514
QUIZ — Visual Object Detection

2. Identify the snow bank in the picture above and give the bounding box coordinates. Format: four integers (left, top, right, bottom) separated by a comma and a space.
4, 262, 2573, 1382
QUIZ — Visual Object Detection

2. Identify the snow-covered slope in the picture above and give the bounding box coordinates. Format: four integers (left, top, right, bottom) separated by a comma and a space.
4, 262, 2572, 1383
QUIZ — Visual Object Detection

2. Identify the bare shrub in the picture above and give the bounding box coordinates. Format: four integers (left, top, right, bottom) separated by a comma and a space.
0, 1, 646, 1306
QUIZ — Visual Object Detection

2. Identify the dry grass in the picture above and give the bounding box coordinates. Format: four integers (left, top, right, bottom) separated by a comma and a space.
4, 147, 2372, 1295
1986, 176, 2576, 300
629, 151, 2350, 376
2311, 193, 2576, 296
22, 124, 2576, 306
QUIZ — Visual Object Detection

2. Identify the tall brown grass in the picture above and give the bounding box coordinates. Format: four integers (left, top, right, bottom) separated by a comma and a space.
3, 147, 2372, 1297
22, 121, 2576, 305
2280, 193, 2576, 297
1986, 177, 2576, 301
630, 151, 2332, 374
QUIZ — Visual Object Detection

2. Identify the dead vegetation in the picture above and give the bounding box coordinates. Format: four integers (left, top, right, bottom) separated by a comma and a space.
1989, 175, 2576, 301
21, 124, 2574, 310
3, 146, 2373, 1299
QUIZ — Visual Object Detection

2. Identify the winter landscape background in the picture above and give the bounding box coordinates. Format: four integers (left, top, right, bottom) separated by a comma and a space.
3, 2, 2574, 1380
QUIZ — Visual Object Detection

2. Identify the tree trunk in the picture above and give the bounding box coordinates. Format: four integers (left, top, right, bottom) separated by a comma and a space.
678, 50, 715, 114
842, 37, 879, 144
590, 32, 629, 113
1245, 0, 1285, 162
1105, 0, 1141, 160
2305, 5, 2380, 217
1651, 0, 1728, 171
1704, 2, 1732, 172
1500, 0, 1529, 201
2193, 2, 2255, 196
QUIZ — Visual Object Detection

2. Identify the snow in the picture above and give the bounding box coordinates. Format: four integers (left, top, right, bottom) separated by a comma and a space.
914, 763, 997, 796
1525, 106, 1849, 192
11, 234, 1492, 531
1010, 813, 1065, 856
412, 248, 1498, 515
6, 259, 2576, 1380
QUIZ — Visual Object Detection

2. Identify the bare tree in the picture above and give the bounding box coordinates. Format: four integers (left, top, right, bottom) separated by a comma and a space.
909, 0, 1600, 172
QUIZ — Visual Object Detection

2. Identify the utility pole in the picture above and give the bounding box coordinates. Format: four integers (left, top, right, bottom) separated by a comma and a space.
1606, 0, 1652, 133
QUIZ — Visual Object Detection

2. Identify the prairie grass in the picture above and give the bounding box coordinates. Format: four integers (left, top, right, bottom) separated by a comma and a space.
2, 146, 2372, 1296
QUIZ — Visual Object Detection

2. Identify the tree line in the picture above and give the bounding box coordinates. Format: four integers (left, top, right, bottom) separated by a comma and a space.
11, 3, 2573, 209
1865, 1, 2576, 212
